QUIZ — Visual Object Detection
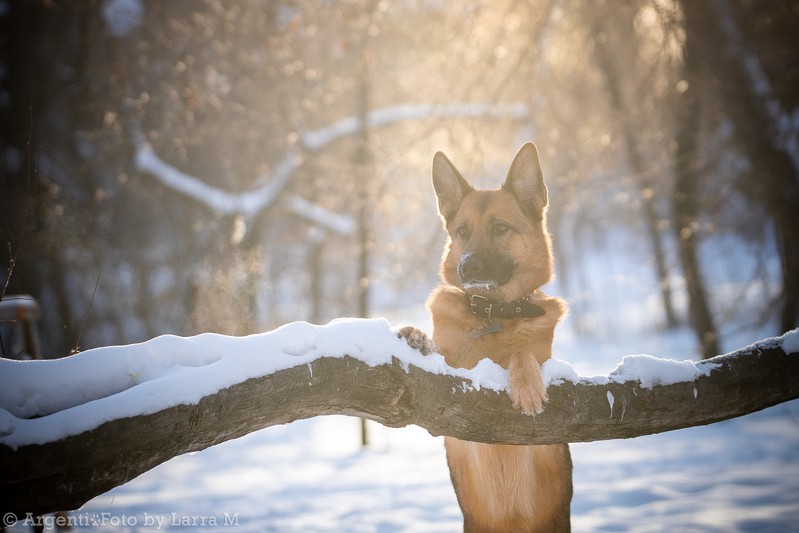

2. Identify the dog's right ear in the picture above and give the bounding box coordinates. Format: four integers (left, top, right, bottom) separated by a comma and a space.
432, 152, 473, 222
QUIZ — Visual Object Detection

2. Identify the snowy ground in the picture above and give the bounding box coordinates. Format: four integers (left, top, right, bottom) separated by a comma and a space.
7, 313, 799, 533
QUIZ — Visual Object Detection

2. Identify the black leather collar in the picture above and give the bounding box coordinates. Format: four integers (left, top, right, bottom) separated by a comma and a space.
468, 294, 545, 320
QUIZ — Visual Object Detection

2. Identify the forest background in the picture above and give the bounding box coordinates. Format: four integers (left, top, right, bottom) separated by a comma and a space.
1, 0, 798, 360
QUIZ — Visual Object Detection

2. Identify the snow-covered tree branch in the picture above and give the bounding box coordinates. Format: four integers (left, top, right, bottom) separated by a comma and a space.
130, 125, 303, 220
1, 322, 797, 517
131, 103, 529, 222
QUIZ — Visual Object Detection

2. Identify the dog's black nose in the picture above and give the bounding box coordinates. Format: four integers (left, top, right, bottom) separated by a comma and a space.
458, 251, 514, 286
458, 252, 487, 282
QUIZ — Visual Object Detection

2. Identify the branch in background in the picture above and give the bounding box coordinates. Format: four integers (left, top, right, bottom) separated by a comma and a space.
287, 195, 356, 236
132, 122, 303, 218
1, 327, 796, 516
131, 103, 530, 222
300, 102, 529, 150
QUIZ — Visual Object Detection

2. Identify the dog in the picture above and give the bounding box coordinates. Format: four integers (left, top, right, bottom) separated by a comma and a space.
399, 142, 572, 532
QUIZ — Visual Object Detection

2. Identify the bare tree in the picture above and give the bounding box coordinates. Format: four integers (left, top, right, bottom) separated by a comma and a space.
673, 0, 720, 358
589, 3, 679, 329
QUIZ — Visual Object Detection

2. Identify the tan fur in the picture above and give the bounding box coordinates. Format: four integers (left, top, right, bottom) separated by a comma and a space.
427, 143, 572, 532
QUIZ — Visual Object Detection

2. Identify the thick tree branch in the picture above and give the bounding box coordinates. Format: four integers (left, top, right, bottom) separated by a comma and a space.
1, 331, 797, 517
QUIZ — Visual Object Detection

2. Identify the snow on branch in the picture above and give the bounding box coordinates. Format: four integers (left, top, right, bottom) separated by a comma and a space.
131, 102, 529, 221
300, 103, 529, 150
2, 321, 795, 516
287, 195, 356, 236
132, 126, 302, 219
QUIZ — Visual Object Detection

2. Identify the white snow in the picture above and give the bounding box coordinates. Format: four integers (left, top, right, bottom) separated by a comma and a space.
0, 318, 513, 449
542, 349, 719, 390
780, 328, 799, 355
606, 354, 720, 389
462, 357, 508, 391
606, 390, 615, 417
542, 357, 579, 385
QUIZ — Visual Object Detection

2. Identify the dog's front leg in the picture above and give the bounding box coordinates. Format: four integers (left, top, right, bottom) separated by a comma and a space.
508, 351, 547, 415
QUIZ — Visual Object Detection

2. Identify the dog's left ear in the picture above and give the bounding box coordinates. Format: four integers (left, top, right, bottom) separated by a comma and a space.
502, 142, 548, 218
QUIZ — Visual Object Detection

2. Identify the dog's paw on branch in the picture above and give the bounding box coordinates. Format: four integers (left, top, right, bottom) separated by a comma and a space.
1, 324, 797, 516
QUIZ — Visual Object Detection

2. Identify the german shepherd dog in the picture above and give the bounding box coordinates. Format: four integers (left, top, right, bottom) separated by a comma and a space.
399, 142, 572, 532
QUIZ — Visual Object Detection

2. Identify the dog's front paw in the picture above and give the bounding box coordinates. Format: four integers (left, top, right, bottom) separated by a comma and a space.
508, 357, 547, 416
396, 326, 438, 356
509, 380, 547, 415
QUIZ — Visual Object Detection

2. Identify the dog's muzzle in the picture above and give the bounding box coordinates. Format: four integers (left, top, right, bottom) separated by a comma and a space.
457, 251, 513, 288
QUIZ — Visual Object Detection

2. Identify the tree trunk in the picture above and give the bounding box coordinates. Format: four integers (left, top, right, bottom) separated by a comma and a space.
705, 0, 799, 333
590, 11, 679, 330
354, 56, 373, 448
672, 2, 720, 359
677, 0, 799, 334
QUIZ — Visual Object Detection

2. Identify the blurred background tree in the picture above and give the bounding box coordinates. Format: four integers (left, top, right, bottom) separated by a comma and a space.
1, 0, 796, 359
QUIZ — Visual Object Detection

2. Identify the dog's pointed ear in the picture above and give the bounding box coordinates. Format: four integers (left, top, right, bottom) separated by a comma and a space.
432, 151, 473, 222
502, 142, 548, 218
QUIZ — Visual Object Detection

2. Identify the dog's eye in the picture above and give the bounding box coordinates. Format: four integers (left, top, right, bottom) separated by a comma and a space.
455, 225, 469, 239
492, 223, 511, 236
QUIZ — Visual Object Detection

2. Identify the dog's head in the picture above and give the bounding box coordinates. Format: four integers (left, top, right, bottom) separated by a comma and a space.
432, 142, 554, 301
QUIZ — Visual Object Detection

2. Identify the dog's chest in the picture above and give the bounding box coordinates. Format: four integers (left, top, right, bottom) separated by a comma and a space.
428, 285, 562, 370
441, 316, 529, 370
